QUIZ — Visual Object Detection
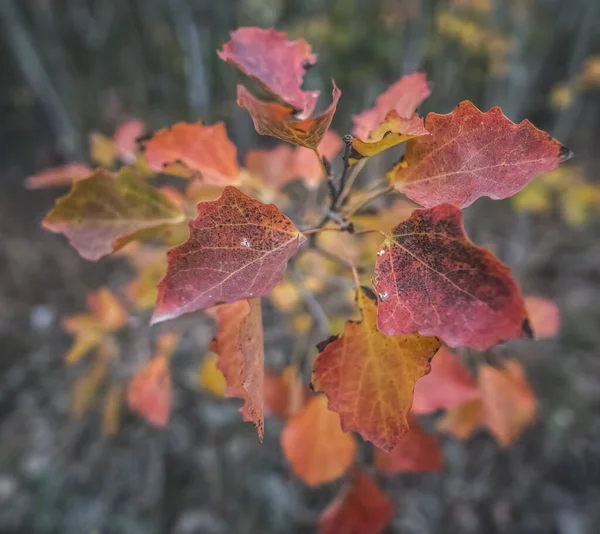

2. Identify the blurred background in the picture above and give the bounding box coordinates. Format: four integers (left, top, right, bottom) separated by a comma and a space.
1, 0, 600, 533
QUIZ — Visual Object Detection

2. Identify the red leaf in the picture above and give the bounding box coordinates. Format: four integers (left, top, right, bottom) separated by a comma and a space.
374, 417, 443, 474
373, 204, 529, 350
412, 345, 479, 414
152, 186, 305, 324
26, 163, 93, 189
281, 395, 357, 486
391, 101, 570, 208
352, 72, 431, 140
143, 122, 241, 186
42, 168, 185, 261
312, 288, 440, 451
525, 296, 560, 338
319, 468, 393, 534
218, 27, 319, 118
209, 299, 264, 439
264, 366, 307, 420
237, 83, 341, 150
127, 355, 171, 427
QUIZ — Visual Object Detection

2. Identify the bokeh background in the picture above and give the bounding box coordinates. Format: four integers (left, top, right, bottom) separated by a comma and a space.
1, 0, 600, 533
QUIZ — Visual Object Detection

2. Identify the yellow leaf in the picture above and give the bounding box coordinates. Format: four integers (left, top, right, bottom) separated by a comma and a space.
89, 133, 117, 167
198, 352, 227, 397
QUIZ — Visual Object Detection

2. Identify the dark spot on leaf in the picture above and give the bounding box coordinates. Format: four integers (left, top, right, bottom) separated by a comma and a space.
316, 334, 340, 353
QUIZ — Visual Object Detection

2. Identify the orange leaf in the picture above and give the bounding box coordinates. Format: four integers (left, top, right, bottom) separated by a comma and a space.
524, 296, 560, 338
127, 355, 172, 427
86, 288, 128, 330
312, 288, 441, 451
152, 187, 305, 324
373, 204, 530, 350
208, 298, 264, 439
353, 72, 431, 140
436, 399, 483, 439
25, 163, 93, 189
42, 168, 185, 261
237, 83, 341, 150
218, 27, 319, 118
143, 122, 241, 186
264, 366, 307, 420
479, 361, 536, 446
412, 345, 479, 414
391, 101, 571, 208
374, 417, 443, 474
281, 395, 356, 486
319, 467, 393, 534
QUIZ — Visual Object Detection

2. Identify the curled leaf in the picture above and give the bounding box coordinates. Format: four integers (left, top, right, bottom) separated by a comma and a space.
208, 299, 264, 439
237, 83, 341, 150
281, 395, 356, 486
43, 168, 185, 261
373, 204, 529, 350
218, 27, 319, 118
152, 186, 305, 324
353, 72, 431, 140
391, 101, 570, 208
312, 288, 441, 451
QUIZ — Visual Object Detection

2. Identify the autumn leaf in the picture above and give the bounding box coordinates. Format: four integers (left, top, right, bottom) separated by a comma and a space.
237, 83, 341, 150
373, 204, 530, 350
218, 27, 319, 118
350, 111, 428, 162
353, 72, 431, 140
198, 352, 227, 397
479, 361, 536, 446
374, 417, 443, 474
62, 288, 127, 364
319, 468, 393, 534
412, 345, 479, 414
264, 366, 307, 420
312, 288, 441, 451
127, 354, 172, 427
245, 145, 297, 191
142, 122, 241, 186
25, 163, 93, 189
524, 296, 560, 338
390, 101, 571, 208
89, 132, 118, 167
436, 399, 483, 439
152, 186, 306, 324
86, 288, 128, 330
42, 168, 185, 261
208, 299, 264, 439
281, 395, 357, 486
70, 345, 110, 418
